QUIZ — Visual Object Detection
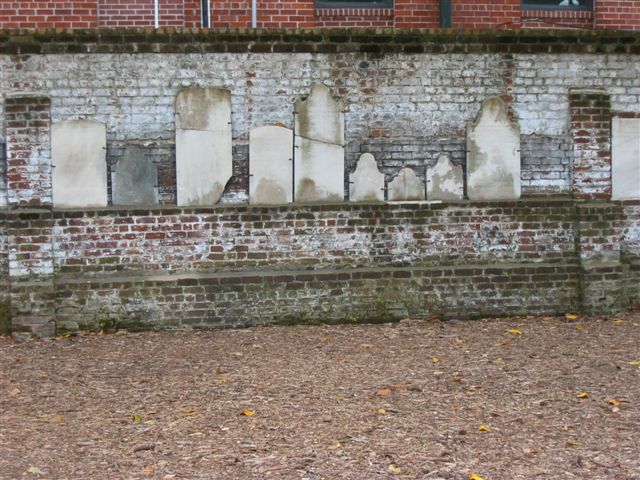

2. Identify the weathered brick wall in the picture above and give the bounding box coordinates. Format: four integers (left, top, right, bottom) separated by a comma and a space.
622, 201, 640, 305
1, 30, 639, 206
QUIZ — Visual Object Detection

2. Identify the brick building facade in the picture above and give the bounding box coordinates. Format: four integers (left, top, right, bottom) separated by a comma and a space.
1, 0, 639, 30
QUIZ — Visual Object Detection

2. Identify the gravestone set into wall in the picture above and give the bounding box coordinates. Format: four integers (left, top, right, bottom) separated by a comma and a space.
612, 117, 640, 200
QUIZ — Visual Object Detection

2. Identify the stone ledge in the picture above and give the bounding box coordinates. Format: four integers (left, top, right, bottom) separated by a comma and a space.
0, 28, 639, 55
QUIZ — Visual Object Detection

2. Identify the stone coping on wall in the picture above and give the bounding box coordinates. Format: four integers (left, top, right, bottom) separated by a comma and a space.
1, 28, 639, 55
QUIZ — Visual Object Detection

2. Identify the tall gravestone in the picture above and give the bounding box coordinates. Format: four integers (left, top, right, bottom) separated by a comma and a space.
349, 153, 385, 202
52, 119, 107, 208
249, 125, 293, 204
466, 97, 521, 200
294, 84, 345, 203
388, 167, 425, 201
175, 87, 232, 206
427, 154, 464, 201
612, 117, 640, 200
111, 144, 158, 206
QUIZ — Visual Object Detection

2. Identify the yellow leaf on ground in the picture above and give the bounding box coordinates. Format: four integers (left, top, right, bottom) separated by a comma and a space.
628, 361, 640, 366
388, 464, 402, 474
328, 441, 341, 450
240, 410, 255, 417
566, 440, 579, 447
469, 474, 485, 480
218, 378, 227, 384
478, 425, 491, 432
575, 325, 584, 332
133, 414, 142, 423
577, 391, 589, 399
377, 408, 387, 415
142, 466, 155, 473
376, 388, 391, 397
431, 357, 440, 363
8, 387, 20, 396
360, 343, 374, 349
612, 319, 624, 324
565, 314, 579, 320
506, 329, 523, 335
179, 407, 196, 415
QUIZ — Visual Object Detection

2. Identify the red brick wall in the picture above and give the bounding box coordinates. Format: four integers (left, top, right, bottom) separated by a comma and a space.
97, 0, 200, 27
452, 0, 521, 29
596, 0, 640, 31
0, 0, 98, 28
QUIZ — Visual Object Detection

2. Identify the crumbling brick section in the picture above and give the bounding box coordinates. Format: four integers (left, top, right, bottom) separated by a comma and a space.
5, 94, 52, 207
569, 89, 612, 200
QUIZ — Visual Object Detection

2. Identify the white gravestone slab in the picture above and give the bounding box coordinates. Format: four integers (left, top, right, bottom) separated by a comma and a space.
249, 125, 293, 204
293, 84, 345, 203
427, 154, 464, 201
175, 87, 232, 206
612, 117, 640, 200
466, 97, 521, 200
111, 144, 158, 206
294, 137, 344, 203
349, 153, 385, 202
52, 119, 107, 208
294, 83, 344, 145
388, 167, 425, 201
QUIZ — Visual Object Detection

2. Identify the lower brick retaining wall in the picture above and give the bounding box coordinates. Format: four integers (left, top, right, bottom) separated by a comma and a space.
1, 198, 639, 336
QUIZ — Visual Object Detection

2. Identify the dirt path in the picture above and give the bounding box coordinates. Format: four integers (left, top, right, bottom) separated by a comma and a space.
1, 310, 639, 480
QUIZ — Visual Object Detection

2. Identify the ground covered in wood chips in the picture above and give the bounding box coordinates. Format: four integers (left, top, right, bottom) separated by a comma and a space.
1, 310, 640, 480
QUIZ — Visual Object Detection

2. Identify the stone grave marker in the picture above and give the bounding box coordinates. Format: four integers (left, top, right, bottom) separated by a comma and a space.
388, 167, 425, 201
349, 153, 385, 202
294, 84, 345, 203
427, 154, 464, 201
612, 117, 640, 200
249, 125, 293, 204
175, 87, 232, 206
466, 97, 521, 200
111, 144, 158, 206
52, 119, 107, 208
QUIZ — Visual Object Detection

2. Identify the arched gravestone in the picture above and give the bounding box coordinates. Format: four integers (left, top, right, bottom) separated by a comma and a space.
612, 117, 640, 200
466, 97, 521, 200
175, 87, 232, 206
249, 125, 293, 204
388, 167, 425, 201
111, 144, 158, 206
52, 119, 107, 208
427, 154, 464, 201
293, 84, 345, 203
349, 153, 385, 202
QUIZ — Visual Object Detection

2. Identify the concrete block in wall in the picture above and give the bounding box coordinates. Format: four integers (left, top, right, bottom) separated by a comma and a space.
175, 87, 232, 206
249, 125, 293, 205
467, 97, 521, 201
612, 117, 640, 200
52, 119, 108, 208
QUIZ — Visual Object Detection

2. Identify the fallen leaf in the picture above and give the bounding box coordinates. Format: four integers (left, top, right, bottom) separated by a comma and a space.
506, 329, 523, 335
431, 357, 440, 363
218, 378, 227, 384
335, 396, 346, 401
388, 464, 402, 474
627, 361, 640, 366
376, 388, 391, 397
143, 466, 155, 474
469, 474, 485, 480
607, 399, 621, 407
27, 466, 43, 475
496, 341, 511, 347
577, 391, 589, 399
565, 314, 579, 320
478, 425, 491, 432
575, 324, 584, 332
359, 343, 374, 349
612, 319, 624, 324
133, 414, 142, 423
233, 352, 243, 357
566, 440, 579, 447
240, 410, 255, 417
328, 441, 341, 450
8, 387, 20, 396
377, 408, 387, 415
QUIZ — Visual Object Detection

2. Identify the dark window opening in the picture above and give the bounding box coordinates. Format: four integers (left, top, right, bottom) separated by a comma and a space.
523, 0, 592, 10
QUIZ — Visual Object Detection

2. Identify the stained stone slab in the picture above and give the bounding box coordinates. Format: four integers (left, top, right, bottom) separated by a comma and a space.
249, 125, 293, 204
111, 144, 158, 206
427, 154, 464, 201
612, 117, 640, 200
388, 167, 425, 201
175, 87, 232, 206
349, 153, 384, 202
52, 119, 107, 208
466, 97, 521, 200
294, 84, 344, 146
294, 137, 344, 203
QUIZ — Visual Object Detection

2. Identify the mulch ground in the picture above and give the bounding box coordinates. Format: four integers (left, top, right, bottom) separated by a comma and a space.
1, 309, 639, 480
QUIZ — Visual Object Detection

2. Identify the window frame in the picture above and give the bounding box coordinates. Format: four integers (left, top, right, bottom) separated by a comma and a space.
315, 0, 393, 9
522, 0, 592, 11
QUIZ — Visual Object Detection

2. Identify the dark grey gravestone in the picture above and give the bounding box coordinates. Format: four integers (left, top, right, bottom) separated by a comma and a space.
111, 144, 158, 206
